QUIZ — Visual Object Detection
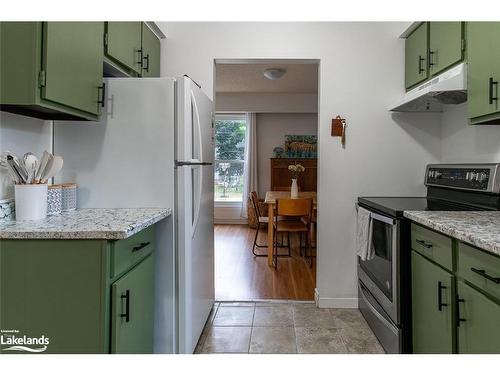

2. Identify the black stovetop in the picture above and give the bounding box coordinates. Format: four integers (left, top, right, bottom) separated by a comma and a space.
358, 194, 497, 218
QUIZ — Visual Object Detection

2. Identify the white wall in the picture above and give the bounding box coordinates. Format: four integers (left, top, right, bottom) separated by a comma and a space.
216, 92, 317, 113
159, 22, 442, 307
441, 103, 500, 162
256, 113, 318, 196
0, 112, 52, 200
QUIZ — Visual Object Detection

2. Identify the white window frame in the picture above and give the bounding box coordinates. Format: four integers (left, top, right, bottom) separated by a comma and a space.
214, 112, 247, 208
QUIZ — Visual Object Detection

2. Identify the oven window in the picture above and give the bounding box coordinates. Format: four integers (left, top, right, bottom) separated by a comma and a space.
360, 218, 393, 301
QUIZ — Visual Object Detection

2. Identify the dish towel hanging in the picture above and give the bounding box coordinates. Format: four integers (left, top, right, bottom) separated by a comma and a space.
356, 206, 375, 261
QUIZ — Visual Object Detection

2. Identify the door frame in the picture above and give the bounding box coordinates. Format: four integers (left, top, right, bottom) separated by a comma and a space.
212, 57, 321, 301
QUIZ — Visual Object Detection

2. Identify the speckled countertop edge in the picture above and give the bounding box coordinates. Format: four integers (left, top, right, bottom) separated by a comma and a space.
404, 211, 500, 256
0, 208, 172, 240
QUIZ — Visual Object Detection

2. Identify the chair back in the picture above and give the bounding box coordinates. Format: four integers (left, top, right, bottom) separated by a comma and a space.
250, 191, 262, 218
276, 198, 313, 219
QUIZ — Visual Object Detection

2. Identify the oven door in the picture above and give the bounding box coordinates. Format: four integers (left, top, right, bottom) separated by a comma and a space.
358, 210, 399, 323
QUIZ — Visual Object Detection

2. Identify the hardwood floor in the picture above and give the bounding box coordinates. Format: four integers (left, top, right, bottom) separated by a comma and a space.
215, 224, 316, 301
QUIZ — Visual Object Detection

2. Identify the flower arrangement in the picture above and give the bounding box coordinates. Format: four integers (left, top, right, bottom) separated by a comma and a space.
288, 164, 305, 179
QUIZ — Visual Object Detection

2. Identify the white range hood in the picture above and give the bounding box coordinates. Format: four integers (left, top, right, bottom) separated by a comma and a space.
389, 62, 467, 112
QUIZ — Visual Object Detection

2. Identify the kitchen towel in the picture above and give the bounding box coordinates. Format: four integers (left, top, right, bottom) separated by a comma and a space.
356, 206, 374, 261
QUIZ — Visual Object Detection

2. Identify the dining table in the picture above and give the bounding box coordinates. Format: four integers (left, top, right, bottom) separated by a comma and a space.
264, 191, 317, 267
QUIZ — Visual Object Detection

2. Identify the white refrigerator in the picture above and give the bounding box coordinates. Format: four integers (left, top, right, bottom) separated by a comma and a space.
54, 76, 215, 354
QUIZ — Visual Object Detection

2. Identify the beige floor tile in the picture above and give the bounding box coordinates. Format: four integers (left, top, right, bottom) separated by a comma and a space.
340, 326, 385, 354
330, 309, 370, 329
292, 304, 339, 328
295, 327, 348, 354
213, 306, 255, 326
201, 326, 252, 353
253, 305, 294, 327
250, 327, 297, 354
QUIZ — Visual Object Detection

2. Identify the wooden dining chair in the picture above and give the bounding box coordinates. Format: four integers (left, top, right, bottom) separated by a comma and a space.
250, 191, 289, 257
273, 198, 313, 269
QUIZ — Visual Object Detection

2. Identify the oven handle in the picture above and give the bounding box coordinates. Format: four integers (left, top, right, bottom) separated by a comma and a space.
359, 282, 399, 335
370, 212, 396, 226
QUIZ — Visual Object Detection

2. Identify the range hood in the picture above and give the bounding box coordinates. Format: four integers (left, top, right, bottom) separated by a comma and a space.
389, 62, 467, 112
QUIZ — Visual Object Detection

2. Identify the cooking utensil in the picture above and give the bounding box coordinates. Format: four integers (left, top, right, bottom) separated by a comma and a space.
0, 151, 13, 168
40, 156, 63, 184
12, 155, 29, 183
23, 153, 39, 184
6, 155, 25, 183
35, 151, 52, 183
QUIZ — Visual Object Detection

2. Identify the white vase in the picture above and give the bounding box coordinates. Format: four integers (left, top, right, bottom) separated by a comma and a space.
15, 184, 48, 221
291, 179, 298, 198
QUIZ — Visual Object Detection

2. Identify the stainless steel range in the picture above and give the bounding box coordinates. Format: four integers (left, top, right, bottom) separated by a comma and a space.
357, 163, 500, 354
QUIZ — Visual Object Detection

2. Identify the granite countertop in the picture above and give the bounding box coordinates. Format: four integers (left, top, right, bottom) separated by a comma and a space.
404, 211, 500, 256
0, 208, 171, 240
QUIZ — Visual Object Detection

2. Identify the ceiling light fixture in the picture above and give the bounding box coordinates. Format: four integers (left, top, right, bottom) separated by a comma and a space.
263, 68, 286, 80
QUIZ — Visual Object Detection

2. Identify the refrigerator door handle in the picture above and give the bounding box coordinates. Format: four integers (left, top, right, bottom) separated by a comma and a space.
191, 164, 203, 239
190, 91, 204, 163
176, 160, 212, 167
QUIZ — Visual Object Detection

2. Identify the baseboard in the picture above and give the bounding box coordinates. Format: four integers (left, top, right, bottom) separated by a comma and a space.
214, 219, 248, 225
315, 291, 359, 308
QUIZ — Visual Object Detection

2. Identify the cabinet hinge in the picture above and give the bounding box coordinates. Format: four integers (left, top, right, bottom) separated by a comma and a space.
104, 33, 108, 47
38, 70, 46, 87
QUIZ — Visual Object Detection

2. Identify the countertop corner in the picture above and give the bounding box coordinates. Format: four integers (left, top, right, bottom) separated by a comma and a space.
404, 210, 500, 256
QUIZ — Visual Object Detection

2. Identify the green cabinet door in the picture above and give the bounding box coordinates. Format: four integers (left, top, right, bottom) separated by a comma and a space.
0, 239, 109, 354
467, 22, 500, 122
428, 22, 464, 77
457, 281, 500, 353
111, 255, 154, 354
106, 22, 143, 75
42, 22, 104, 116
412, 251, 455, 353
141, 23, 161, 77
405, 22, 428, 90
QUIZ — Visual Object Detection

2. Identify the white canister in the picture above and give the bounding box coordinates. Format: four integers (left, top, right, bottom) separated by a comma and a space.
47, 184, 62, 215
61, 183, 77, 211
14, 184, 48, 221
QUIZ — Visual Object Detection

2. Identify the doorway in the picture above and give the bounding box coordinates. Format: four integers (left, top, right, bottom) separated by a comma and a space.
212, 59, 320, 301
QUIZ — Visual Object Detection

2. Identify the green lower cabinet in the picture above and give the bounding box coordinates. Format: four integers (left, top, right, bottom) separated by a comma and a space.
0, 228, 155, 354
0, 239, 109, 353
428, 22, 464, 77
411, 251, 455, 353
467, 22, 500, 124
111, 255, 154, 354
457, 281, 500, 353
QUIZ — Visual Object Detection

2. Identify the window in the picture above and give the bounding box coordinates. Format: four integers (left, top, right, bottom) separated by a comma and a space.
214, 114, 247, 203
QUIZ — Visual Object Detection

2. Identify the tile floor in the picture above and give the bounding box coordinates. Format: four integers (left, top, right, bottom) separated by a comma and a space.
195, 301, 384, 354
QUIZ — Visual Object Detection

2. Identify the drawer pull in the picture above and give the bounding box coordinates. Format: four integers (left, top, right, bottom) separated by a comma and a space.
120, 290, 130, 322
416, 239, 433, 249
132, 241, 151, 252
456, 296, 466, 327
470, 267, 500, 284
437, 281, 448, 311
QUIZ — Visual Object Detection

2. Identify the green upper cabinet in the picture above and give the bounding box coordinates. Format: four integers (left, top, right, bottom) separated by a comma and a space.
457, 281, 500, 353
405, 22, 429, 90
467, 22, 500, 124
141, 23, 161, 77
0, 22, 104, 120
111, 255, 154, 354
42, 22, 104, 116
105, 22, 143, 75
412, 251, 455, 353
428, 22, 464, 77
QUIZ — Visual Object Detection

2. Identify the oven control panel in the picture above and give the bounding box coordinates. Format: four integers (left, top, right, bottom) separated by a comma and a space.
425, 164, 500, 193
